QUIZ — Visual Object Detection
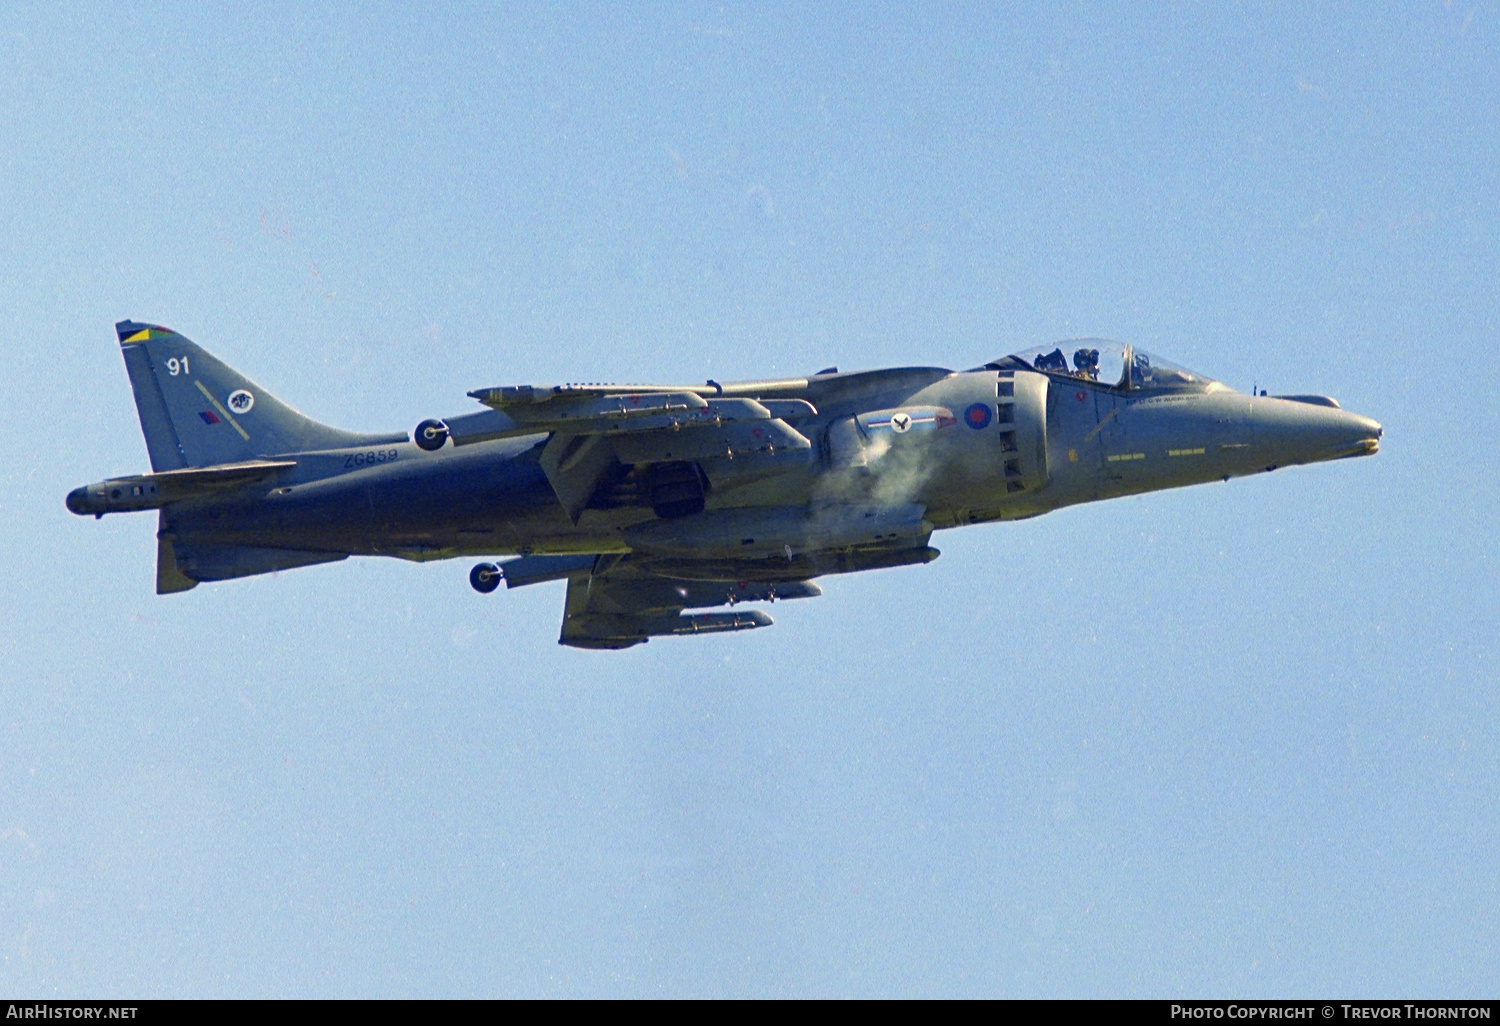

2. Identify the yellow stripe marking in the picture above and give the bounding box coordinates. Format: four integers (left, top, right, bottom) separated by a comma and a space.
122, 329, 151, 343
1168, 447, 1206, 457
1082, 407, 1118, 443
194, 379, 251, 441
1106, 452, 1145, 462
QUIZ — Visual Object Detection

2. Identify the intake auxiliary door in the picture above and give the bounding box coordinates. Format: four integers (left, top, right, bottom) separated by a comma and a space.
996, 369, 1049, 494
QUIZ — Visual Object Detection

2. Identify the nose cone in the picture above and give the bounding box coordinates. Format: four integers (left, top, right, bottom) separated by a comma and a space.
66, 486, 94, 515
1256, 397, 1382, 466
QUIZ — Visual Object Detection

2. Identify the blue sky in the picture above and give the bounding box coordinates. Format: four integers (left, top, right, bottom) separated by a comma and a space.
2, 3, 1496, 996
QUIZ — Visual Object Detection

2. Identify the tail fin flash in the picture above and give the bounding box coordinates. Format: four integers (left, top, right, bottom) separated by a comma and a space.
116, 321, 405, 470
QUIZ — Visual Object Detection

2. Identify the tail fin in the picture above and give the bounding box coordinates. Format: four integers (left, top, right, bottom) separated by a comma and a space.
116, 320, 405, 470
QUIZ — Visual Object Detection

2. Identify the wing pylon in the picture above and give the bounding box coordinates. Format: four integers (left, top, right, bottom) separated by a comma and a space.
497, 553, 821, 650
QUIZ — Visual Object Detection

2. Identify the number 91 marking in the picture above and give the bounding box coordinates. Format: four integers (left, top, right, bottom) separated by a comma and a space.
165, 356, 190, 376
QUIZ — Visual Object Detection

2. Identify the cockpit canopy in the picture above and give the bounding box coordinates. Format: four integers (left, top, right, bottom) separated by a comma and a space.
982, 339, 1226, 394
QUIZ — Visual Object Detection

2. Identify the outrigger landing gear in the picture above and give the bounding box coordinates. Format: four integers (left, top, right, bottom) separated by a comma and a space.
414, 419, 450, 451
470, 562, 502, 594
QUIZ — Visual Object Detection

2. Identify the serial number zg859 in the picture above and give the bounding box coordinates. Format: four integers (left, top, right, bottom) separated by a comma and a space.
345, 449, 400, 468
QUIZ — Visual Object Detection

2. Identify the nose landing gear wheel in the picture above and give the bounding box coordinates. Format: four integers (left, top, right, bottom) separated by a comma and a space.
415, 419, 450, 451
470, 562, 501, 594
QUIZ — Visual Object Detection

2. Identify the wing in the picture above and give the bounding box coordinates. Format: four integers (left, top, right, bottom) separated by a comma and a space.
437, 386, 819, 522
498, 554, 821, 650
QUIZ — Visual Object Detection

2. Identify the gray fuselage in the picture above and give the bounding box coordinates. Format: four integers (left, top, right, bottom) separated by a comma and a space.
99, 367, 1377, 569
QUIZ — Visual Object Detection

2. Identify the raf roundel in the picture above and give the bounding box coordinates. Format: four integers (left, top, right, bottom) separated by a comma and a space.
227, 389, 255, 414
964, 402, 992, 430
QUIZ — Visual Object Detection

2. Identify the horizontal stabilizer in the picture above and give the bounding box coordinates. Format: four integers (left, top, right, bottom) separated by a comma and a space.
68, 460, 296, 516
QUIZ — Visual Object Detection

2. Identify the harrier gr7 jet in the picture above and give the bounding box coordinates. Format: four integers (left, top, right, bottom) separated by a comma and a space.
69, 322, 1381, 648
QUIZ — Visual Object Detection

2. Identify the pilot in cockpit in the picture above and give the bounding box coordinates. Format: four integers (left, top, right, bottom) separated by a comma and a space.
1073, 347, 1100, 380
1033, 348, 1069, 372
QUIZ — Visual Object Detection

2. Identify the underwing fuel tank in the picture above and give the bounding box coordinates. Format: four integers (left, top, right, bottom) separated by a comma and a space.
622, 502, 931, 559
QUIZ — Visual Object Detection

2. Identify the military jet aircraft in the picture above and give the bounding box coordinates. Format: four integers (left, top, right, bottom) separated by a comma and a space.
69, 322, 1381, 649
